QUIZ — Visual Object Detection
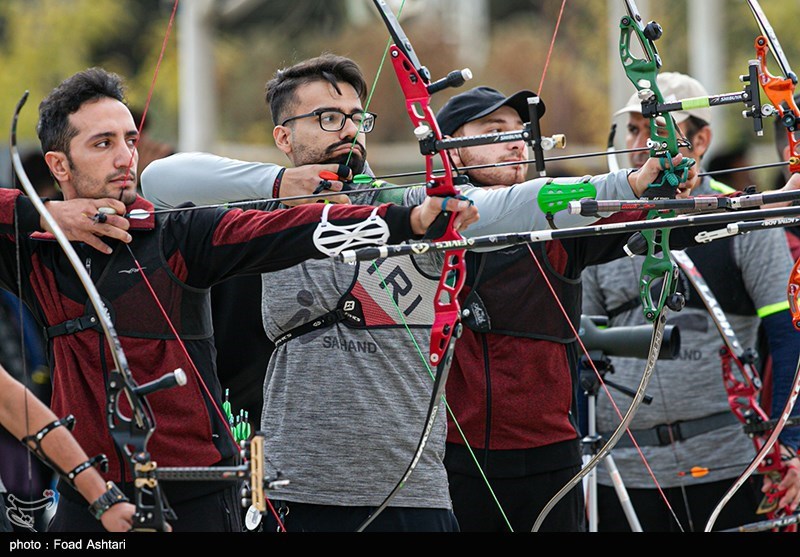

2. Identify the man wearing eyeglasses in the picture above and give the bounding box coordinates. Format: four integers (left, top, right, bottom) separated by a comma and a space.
268, 69, 377, 200
281, 108, 376, 136
144, 55, 466, 532
142, 54, 669, 531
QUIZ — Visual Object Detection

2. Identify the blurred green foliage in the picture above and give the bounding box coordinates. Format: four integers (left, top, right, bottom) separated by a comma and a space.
0, 0, 176, 150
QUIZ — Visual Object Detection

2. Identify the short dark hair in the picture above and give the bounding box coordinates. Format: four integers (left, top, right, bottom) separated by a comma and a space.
265, 54, 367, 126
37, 67, 127, 154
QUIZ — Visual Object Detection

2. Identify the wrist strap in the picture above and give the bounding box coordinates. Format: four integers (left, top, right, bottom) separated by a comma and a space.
21, 415, 75, 447
88, 481, 129, 520
67, 453, 109, 482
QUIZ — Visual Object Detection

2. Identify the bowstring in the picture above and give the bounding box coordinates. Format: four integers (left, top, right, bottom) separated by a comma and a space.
118, 0, 285, 529
523, 0, 682, 530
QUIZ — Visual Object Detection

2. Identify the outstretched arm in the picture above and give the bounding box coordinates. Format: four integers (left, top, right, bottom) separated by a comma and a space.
141, 152, 351, 208
0, 366, 137, 532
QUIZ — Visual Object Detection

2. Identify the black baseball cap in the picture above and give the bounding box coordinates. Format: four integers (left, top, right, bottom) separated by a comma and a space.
436, 86, 545, 137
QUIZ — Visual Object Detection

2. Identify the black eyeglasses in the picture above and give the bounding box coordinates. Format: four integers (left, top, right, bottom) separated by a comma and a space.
280, 109, 377, 133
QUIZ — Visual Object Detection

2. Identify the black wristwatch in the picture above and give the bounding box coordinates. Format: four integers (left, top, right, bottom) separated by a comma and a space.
88, 481, 129, 520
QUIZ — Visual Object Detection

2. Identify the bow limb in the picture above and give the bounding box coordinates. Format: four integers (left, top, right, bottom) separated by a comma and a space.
527, 0, 668, 531
354, 0, 468, 532
672, 250, 794, 532
9, 92, 179, 531
600, 141, 694, 532
534, 0, 684, 531
704, 1, 800, 531
9, 92, 132, 434
704, 354, 800, 532
705, 251, 800, 532
606, 123, 622, 173
532, 279, 673, 531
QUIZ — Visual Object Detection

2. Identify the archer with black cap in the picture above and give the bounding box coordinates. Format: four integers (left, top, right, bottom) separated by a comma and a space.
438, 86, 549, 186
435, 85, 695, 532
438, 86, 543, 138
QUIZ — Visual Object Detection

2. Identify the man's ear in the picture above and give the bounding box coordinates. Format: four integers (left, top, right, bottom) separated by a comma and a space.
44, 151, 70, 183
689, 125, 712, 159
273, 125, 292, 156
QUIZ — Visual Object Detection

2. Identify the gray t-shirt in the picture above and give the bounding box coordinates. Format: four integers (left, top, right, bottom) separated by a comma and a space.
142, 152, 639, 507
581, 179, 795, 489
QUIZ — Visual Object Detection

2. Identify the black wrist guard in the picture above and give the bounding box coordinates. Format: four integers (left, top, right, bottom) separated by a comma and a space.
22, 414, 108, 487
88, 481, 129, 520
67, 454, 109, 482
